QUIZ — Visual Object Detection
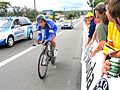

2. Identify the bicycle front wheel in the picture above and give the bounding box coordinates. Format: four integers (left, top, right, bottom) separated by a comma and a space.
38, 51, 48, 79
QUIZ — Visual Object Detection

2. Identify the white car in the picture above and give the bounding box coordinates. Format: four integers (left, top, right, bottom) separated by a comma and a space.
0, 17, 34, 47
61, 21, 73, 29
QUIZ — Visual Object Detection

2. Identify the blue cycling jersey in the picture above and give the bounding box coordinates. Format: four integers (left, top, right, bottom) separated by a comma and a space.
37, 19, 58, 41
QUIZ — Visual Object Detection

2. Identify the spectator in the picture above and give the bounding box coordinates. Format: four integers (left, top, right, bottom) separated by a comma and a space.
91, 2, 109, 57
102, 0, 120, 77
90, 17, 101, 44
84, 16, 90, 29
85, 12, 96, 47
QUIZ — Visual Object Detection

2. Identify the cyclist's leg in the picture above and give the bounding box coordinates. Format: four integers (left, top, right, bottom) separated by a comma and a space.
50, 34, 56, 48
51, 28, 59, 57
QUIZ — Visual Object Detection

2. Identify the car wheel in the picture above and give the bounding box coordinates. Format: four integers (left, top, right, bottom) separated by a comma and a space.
7, 36, 14, 47
28, 31, 33, 40
71, 26, 73, 29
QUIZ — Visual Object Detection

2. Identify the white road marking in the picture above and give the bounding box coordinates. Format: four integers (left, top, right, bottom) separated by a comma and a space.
57, 30, 66, 35
0, 30, 66, 68
0, 47, 36, 68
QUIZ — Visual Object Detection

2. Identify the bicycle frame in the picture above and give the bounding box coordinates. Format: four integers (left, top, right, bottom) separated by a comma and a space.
38, 41, 56, 79
42, 42, 54, 62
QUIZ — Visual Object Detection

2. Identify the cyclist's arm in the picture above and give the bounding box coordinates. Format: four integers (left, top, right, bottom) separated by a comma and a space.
37, 26, 42, 41
45, 20, 57, 42
46, 29, 54, 42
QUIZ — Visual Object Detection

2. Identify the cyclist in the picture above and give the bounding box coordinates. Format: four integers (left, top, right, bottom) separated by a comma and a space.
36, 15, 58, 58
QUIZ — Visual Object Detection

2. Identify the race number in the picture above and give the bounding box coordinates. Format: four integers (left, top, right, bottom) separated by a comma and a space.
93, 78, 109, 90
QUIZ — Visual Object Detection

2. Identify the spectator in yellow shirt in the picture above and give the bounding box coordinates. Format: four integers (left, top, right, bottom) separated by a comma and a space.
102, 0, 120, 76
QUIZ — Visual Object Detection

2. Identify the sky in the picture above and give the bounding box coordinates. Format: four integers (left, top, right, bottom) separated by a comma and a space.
3, 0, 91, 11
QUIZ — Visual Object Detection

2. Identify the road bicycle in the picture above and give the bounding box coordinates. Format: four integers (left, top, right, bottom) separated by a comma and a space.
37, 41, 56, 79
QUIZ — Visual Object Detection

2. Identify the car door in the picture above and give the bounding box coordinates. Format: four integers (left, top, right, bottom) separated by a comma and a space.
11, 19, 23, 41
19, 18, 28, 38
19, 17, 33, 38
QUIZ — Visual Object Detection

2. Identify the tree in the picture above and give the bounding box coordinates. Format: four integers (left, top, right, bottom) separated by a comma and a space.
52, 11, 56, 20
64, 11, 81, 19
0, 1, 39, 22
11, 6, 39, 22
12, 6, 22, 16
27, 9, 39, 22
0, 1, 11, 16
66, 12, 74, 19
87, 0, 105, 10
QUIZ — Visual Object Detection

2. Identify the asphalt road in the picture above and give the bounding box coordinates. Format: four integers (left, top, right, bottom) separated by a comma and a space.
0, 18, 84, 90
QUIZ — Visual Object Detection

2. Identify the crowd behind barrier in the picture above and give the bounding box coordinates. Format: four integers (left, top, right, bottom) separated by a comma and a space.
81, 21, 120, 90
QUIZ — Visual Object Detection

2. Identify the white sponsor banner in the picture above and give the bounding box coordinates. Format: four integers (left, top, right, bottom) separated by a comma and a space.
81, 43, 120, 90
81, 44, 104, 90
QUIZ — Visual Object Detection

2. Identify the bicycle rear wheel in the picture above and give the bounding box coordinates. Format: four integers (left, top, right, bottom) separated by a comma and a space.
38, 50, 48, 79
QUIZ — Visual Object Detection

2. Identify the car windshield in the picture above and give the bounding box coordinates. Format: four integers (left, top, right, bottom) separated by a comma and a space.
64, 22, 71, 24
0, 20, 12, 28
